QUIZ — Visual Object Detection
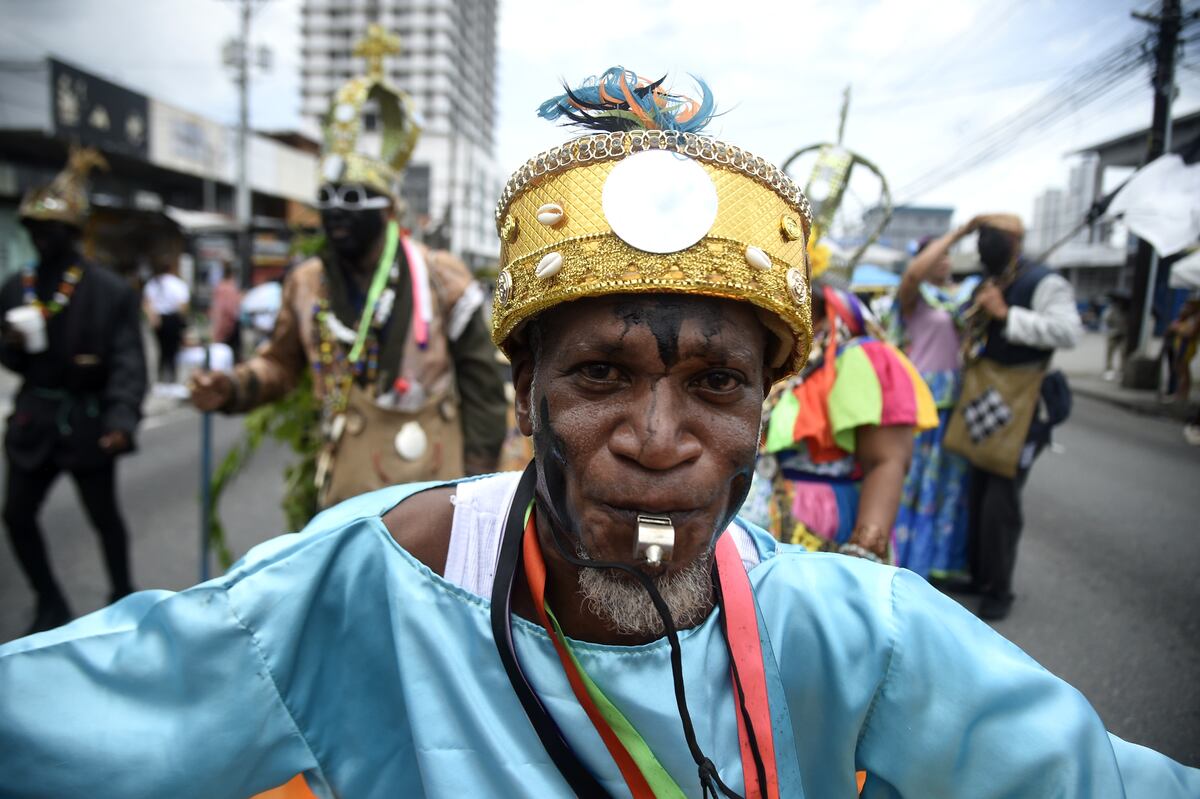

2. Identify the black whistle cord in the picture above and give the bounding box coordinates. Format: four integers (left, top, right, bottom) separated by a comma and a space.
491, 461, 756, 799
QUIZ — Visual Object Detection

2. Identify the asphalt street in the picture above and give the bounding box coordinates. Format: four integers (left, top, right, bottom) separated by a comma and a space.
0, 393, 1196, 765
968, 393, 1200, 765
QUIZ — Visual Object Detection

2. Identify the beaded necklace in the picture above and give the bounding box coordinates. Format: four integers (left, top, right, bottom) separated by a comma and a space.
311, 253, 400, 418
311, 286, 387, 417
22, 264, 83, 319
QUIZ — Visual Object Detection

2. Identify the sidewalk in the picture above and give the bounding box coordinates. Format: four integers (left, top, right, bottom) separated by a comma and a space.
1057, 332, 1198, 421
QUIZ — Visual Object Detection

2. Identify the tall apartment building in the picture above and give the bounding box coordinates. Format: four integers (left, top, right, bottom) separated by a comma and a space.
299, 0, 500, 270
1029, 154, 1100, 255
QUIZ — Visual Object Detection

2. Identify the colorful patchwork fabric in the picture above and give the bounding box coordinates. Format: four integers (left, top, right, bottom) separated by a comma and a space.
765, 336, 938, 462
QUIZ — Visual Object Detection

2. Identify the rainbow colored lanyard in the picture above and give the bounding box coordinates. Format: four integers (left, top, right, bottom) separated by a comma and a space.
521, 503, 781, 798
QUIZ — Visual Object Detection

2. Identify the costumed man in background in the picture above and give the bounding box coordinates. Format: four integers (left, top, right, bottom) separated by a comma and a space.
0, 147, 146, 635
190, 26, 506, 506
1, 69, 1196, 799
943, 213, 1081, 620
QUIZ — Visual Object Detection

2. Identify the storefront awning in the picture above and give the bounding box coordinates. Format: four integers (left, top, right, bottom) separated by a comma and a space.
164, 207, 238, 233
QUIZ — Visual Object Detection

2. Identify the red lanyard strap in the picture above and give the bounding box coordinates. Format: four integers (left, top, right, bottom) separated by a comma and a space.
714, 533, 780, 799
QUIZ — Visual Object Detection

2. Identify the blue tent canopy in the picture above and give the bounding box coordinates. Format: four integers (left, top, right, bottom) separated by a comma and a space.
850, 263, 900, 290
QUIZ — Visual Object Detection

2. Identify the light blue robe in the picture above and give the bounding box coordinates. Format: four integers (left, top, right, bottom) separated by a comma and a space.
1, 477, 1196, 798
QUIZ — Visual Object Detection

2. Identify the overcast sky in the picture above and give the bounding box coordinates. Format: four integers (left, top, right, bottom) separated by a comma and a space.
4, 0, 1198, 234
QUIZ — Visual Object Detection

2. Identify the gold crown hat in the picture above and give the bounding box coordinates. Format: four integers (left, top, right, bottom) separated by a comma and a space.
18, 145, 109, 227
491, 68, 814, 376
319, 23, 421, 198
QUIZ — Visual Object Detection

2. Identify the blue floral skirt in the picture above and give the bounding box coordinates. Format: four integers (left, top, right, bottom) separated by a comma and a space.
892, 407, 970, 578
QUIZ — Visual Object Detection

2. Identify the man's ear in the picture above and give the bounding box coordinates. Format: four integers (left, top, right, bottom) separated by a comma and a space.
511, 350, 535, 437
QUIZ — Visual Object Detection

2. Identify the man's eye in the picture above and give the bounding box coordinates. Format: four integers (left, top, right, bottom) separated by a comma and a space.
696, 370, 742, 392
579, 363, 619, 382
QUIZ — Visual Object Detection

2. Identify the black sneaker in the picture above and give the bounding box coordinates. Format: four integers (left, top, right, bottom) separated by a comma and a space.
978, 594, 1014, 622
24, 597, 72, 636
930, 575, 983, 595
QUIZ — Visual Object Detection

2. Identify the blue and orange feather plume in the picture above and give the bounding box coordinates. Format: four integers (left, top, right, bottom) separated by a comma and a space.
537, 67, 716, 134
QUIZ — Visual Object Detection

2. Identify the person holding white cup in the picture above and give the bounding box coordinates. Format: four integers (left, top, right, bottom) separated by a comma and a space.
0, 146, 147, 636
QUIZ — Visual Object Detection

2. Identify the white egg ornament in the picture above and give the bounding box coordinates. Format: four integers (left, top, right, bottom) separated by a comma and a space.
394, 422, 428, 461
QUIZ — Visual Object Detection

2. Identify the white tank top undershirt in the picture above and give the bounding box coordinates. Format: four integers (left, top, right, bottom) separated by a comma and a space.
443, 472, 762, 599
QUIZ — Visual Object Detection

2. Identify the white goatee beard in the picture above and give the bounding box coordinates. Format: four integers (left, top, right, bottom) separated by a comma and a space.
576, 549, 714, 638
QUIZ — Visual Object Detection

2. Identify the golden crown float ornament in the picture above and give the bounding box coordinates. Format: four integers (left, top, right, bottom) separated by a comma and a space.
492, 67, 815, 377
319, 23, 421, 198
780, 86, 893, 280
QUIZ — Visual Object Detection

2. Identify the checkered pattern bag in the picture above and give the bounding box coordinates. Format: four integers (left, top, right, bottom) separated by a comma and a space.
945, 358, 1046, 478
963, 388, 1013, 443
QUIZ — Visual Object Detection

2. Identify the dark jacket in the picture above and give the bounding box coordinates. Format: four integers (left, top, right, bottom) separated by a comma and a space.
0, 257, 147, 471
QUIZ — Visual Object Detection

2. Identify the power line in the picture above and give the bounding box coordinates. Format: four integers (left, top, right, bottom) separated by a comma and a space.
891, 33, 1151, 202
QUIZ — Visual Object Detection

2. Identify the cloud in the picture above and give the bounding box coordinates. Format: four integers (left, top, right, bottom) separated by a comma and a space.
2, 0, 1189, 230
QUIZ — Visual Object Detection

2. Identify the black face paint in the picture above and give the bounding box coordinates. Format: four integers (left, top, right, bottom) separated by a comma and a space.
614, 299, 725, 368
721, 465, 755, 532
321, 206, 386, 264
532, 394, 577, 535
977, 227, 1014, 275
23, 220, 77, 267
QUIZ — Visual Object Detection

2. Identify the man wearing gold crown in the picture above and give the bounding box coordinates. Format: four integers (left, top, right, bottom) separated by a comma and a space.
190, 26, 506, 505
0, 147, 147, 636
1, 70, 1197, 798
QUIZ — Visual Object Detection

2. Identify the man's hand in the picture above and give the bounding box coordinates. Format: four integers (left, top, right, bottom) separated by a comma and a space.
1, 322, 26, 350
190, 371, 235, 412
98, 430, 131, 455
976, 281, 1009, 321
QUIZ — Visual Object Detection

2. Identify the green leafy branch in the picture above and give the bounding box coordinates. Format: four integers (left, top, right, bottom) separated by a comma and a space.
205, 373, 321, 569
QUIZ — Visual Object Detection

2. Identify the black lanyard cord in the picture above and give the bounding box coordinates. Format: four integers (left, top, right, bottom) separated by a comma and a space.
490, 461, 755, 799
489, 464, 612, 798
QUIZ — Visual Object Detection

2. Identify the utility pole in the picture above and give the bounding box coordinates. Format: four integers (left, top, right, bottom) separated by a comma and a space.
236, 0, 251, 289
222, 0, 271, 289
1125, 0, 1182, 387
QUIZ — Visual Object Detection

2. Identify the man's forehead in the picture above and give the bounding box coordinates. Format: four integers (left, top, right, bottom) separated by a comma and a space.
543, 295, 765, 357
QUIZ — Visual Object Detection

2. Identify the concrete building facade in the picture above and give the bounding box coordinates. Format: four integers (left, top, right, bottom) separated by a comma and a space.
861, 204, 954, 254
299, 0, 500, 270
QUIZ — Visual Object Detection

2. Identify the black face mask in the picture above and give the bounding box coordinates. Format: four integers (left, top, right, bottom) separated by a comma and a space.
977, 227, 1015, 275
23, 220, 78, 267
320, 206, 386, 264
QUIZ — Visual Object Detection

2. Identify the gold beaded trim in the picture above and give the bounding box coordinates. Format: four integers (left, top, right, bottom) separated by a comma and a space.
496, 130, 812, 230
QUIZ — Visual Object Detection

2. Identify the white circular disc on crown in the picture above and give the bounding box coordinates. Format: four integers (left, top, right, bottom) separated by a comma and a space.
601, 149, 718, 254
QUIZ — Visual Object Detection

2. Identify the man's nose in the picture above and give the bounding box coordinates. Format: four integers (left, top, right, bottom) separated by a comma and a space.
607, 383, 702, 471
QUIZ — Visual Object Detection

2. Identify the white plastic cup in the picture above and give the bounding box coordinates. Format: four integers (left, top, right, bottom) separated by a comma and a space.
5, 305, 48, 353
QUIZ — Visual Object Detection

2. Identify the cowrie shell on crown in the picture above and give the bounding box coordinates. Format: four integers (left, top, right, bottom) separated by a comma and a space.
535, 251, 563, 279
536, 203, 564, 226
745, 246, 772, 270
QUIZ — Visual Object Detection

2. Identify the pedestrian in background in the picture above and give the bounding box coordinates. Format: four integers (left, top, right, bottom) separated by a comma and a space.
888, 226, 981, 579
142, 259, 190, 384
742, 283, 937, 563
943, 213, 1081, 621
1102, 291, 1129, 381
209, 262, 242, 361
0, 148, 146, 634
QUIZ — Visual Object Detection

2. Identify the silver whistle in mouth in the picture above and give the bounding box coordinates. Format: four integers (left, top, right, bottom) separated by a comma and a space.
634, 514, 675, 565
